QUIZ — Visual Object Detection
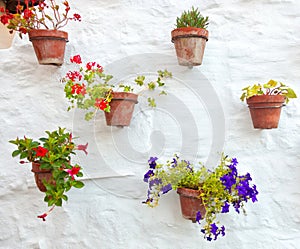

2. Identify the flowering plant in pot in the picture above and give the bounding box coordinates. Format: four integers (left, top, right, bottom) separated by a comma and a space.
171, 6, 209, 67
143, 154, 258, 241
240, 79, 297, 129
0, 0, 81, 65
62, 54, 172, 127
9, 127, 88, 221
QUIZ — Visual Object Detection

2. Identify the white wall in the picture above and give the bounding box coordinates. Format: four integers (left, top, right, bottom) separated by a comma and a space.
1, 0, 300, 248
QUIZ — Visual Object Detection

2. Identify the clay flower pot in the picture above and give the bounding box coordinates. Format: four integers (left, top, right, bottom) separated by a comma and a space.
28, 29, 68, 66
104, 92, 138, 127
177, 187, 206, 222
31, 162, 53, 192
171, 27, 209, 67
246, 95, 286, 129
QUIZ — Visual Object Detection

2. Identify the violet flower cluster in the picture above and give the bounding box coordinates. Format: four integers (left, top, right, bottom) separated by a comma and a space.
142, 154, 259, 241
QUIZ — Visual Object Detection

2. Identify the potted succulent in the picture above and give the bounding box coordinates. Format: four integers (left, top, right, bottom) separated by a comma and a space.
9, 127, 88, 220
171, 7, 209, 67
0, 0, 81, 65
240, 80, 297, 129
62, 54, 172, 127
143, 154, 258, 241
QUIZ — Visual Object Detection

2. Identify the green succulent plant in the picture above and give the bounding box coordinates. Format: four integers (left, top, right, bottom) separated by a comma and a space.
176, 7, 209, 29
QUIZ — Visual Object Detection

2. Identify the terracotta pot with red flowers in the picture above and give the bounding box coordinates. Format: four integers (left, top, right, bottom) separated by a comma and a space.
171, 7, 209, 67
9, 127, 88, 221
62, 54, 172, 127
241, 80, 297, 129
0, 0, 81, 65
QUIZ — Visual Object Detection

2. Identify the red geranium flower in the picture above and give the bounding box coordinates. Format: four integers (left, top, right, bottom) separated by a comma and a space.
73, 13, 81, 21
33, 146, 48, 157
94, 98, 108, 111
71, 83, 86, 95
66, 71, 82, 82
70, 55, 82, 64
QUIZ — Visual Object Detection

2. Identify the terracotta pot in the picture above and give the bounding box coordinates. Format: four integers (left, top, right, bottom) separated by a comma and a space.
31, 162, 53, 192
28, 29, 68, 66
177, 187, 206, 222
104, 92, 138, 127
171, 27, 209, 67
246, 95, 285, 129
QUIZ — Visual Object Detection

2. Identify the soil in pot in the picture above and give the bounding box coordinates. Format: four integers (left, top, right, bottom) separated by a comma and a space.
246, 95, 285, 129
104, 92, 138, 127
177, 187, 206, 222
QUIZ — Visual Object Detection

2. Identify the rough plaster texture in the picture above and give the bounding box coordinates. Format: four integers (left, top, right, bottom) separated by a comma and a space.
0, 0, 300, 248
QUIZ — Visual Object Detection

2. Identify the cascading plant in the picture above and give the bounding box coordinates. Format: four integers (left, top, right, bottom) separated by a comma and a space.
143, 154, 258, 241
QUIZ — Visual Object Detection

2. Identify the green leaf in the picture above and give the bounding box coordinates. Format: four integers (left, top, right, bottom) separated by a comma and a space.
148, 97, 156, 107
12, 150, 21, 157
73, 181, 84, 188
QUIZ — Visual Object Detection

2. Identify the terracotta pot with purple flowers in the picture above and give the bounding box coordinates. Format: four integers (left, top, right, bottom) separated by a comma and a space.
9, 127, 88, 221
143, 154, 258, 241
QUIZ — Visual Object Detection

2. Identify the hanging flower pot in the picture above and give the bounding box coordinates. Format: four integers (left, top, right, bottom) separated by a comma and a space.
28, 29, 68, 66
241, 80, 297, 129
171, 27, 208, 66
171, 7, 209, 67
246, 95, 286, 129
104, 92, 138, 127
31, 162, 53, 192
177, 187, 206, 222
0, 0, 81, 65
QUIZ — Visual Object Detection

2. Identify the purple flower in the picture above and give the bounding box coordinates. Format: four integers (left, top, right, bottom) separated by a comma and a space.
220, 174, 236, 191
221, 202, 230, 213
231, 158, 238, 166
195, 211, 202, 224
210, 223, 218, 235
149, 178, 162, 189
220, 226, 225, 236
148, 157, 158, 169
161, 183, 172, 194
143, 170, 154, 182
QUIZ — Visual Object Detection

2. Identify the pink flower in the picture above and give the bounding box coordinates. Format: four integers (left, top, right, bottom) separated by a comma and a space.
77, 143, 88, 155
37, 213, 47, 221
67, 166, 81, 179
70, 55, 82, 64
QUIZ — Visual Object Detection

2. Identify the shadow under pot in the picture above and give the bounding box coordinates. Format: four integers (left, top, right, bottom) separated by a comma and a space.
246, 95, 286, 129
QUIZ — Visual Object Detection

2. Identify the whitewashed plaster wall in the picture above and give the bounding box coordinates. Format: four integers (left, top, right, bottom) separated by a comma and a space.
1, 0, 300, 248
